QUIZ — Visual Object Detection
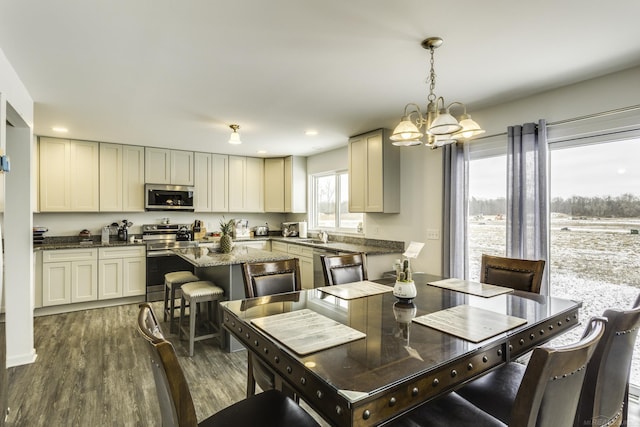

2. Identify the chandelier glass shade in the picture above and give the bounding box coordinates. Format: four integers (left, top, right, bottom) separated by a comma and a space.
391, 37, 485, 148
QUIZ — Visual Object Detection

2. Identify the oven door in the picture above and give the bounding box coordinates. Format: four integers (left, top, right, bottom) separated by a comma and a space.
145, 251, 195, 301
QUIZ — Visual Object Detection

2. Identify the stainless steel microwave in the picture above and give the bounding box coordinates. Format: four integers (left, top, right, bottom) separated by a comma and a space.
145, 184, 195, 211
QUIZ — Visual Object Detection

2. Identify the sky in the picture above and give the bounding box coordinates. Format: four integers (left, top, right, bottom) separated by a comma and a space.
469, 138, 640, 199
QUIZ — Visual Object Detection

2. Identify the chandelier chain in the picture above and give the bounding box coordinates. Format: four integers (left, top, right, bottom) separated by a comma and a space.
427, 47, 437, 104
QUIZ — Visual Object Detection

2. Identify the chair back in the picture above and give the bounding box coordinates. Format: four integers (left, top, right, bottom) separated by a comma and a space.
320, 253, 367, 286
510, 317, 607, 427
137, 303, 198, 427
575, 294, 640, 427
241, 258, 302, 298
481, 254, 545, 293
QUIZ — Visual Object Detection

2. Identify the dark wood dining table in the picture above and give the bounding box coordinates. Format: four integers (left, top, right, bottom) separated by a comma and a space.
220, 275, 581, 427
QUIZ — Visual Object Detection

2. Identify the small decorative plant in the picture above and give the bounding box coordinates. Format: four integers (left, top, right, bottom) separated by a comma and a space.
219, 218, 234, 253
397, 258, 413, 282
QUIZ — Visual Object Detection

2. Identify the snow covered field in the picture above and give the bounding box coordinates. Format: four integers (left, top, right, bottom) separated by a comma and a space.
469, 216, 640, 383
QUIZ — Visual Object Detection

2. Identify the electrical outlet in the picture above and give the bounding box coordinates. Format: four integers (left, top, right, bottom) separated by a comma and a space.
427, 229, 440, 240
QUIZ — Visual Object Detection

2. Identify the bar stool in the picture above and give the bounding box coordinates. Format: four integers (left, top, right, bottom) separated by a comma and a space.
178, 280, 225, 356
163, 271, 200, 333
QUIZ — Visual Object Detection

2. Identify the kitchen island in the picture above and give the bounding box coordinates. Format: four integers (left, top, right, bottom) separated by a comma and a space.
174, 245, 291, 351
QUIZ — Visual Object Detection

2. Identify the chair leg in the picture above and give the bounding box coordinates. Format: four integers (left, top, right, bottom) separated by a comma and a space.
189, 300, 196, 357
163, 282, 169, 322
179, 295, 186, 341
169, 285, 177, 333
247, 354, 256, 398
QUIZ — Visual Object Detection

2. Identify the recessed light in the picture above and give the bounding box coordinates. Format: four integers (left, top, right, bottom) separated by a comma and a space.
305, 130, 318, 136
257, 150, 267, 154
52, 127, 68, 133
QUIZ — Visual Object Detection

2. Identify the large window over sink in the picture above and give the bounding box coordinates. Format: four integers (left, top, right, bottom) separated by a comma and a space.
310, 171, 363, 231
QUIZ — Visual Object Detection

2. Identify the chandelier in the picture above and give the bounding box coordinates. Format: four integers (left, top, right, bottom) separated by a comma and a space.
390, 37, 485, 148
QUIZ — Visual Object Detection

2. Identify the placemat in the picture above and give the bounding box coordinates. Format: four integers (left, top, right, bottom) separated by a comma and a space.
413, 305, 527, 343
428, 278, 513, 298
317, 281, 393, 300
250, 309, 366, 355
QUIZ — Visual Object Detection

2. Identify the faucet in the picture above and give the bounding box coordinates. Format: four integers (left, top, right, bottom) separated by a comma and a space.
320, 231, 329, 244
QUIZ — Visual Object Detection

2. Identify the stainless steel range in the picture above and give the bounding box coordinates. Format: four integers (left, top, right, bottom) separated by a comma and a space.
143, 224, 197, 301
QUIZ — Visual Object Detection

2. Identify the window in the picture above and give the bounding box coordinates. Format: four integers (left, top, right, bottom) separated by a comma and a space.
310, 171, 363, 231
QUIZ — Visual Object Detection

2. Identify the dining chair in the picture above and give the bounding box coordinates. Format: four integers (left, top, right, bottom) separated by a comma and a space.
240, 258, 302, 398
137, 303, 320, 427
319, 252, 367, 286
390, 316, 607, 427
481, 254, 545, 293
574, 294, 640, 427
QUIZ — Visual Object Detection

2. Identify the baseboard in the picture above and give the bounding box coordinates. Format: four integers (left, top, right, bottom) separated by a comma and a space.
7, 348, 37, 368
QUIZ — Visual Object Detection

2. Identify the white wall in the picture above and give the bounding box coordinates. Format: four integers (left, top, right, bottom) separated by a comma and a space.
0, 46, 36, 367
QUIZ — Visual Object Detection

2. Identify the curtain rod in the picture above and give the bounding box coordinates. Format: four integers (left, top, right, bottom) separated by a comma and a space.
468, 104, 640, 142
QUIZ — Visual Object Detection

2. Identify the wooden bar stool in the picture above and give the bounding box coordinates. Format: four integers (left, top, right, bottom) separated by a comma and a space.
178, 280, 225, 356
163, 271, 200, 333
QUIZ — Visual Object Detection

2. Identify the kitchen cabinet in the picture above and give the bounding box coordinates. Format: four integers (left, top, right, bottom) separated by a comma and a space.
145, 147, 194, 186
194, 153, 229, 212
99, 143, 145, 212
39, 137, 100, 212
264, 156, 307, 213
271, 242, 314, 290
348, 129, 400, 213
98, 246, 146, 299
234, 240, 271, 251
228, 156, 264, 212
42, 248, 98, 306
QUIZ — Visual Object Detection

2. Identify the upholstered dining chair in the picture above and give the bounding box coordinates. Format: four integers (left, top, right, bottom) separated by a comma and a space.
320, 253, 367, 286
390, 317, 607, 427
137, 303, 320, 427
481, 254, 546, 293
240, 258, 302, 398
573, 294, 640, 427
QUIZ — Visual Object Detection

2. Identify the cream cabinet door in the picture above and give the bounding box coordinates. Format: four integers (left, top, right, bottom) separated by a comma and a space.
245, 156, 264, 212
122, 145, 145, 211
99, 143, 123, 211
212, 154, 228, 212
170, 150, 194, 186
364, 131, 384, 212
42, 261, 71, 306
284, 156, 307, 213
39, 137, 71, 211
71, 259, 98, 302
123, 256, 146, 297
99, 258, 123, 300
348, 135, 367, 212
145, 147, 171, 184
194, 152, 213, 212
299, 256, 314, 290
70, 140, 100, 211
264, 157, 285, 212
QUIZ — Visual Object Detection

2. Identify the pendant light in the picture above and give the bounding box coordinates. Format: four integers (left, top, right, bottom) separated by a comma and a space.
228, 124, 242, 145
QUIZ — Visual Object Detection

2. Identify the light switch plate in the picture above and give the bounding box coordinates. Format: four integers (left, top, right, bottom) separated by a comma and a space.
426, 229, 440, 240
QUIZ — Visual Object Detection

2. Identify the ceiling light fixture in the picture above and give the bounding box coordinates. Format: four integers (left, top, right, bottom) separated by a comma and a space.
390, 37, 485, 149
228, 124, 242, 144
52, 126, 68, 133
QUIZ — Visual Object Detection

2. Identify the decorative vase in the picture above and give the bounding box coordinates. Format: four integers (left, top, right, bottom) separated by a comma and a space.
393, 280, 417, 301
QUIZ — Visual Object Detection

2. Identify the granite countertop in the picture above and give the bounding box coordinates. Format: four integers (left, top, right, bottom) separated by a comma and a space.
270, 237, 403, 255
33, 239, 146, 251
174, 245, 290, 268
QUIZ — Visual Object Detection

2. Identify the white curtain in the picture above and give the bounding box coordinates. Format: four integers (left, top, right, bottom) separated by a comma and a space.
506, 120, 549, 293
442, 142, 469, 279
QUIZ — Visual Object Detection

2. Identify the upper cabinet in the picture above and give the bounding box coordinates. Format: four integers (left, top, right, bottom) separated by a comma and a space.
229, 156, 264, 212
99, 143, 145, 212
145, 147, 194, 186
264, 156, 307, 213
39, 137, 100, 212
348, 129, 400, 213
194, 152, 229, 212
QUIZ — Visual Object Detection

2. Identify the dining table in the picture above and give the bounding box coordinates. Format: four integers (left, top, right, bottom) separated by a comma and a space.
220, 274, 581, 427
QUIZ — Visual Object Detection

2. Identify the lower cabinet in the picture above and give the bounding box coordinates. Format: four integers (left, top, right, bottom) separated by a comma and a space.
41, 246, 145, 307
98, 247, 146, 299
234, 240, 271, 251
271, 242, 314, 290
42, 248, 98, 306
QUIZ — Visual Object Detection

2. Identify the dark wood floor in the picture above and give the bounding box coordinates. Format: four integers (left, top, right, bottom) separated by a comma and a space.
6, 302, 640, 426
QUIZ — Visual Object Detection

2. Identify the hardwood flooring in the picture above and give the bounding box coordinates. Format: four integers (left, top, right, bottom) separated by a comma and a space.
6, 302, 640, 426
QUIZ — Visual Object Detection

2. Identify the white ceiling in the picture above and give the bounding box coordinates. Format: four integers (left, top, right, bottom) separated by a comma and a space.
2, 1, 640, 157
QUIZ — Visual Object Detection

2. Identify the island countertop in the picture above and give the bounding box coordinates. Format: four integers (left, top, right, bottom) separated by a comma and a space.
173, 245, 290, 268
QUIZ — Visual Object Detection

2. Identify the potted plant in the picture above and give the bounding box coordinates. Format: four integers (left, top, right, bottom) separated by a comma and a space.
393, 258, 417, 301
219, 218, 235, 253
